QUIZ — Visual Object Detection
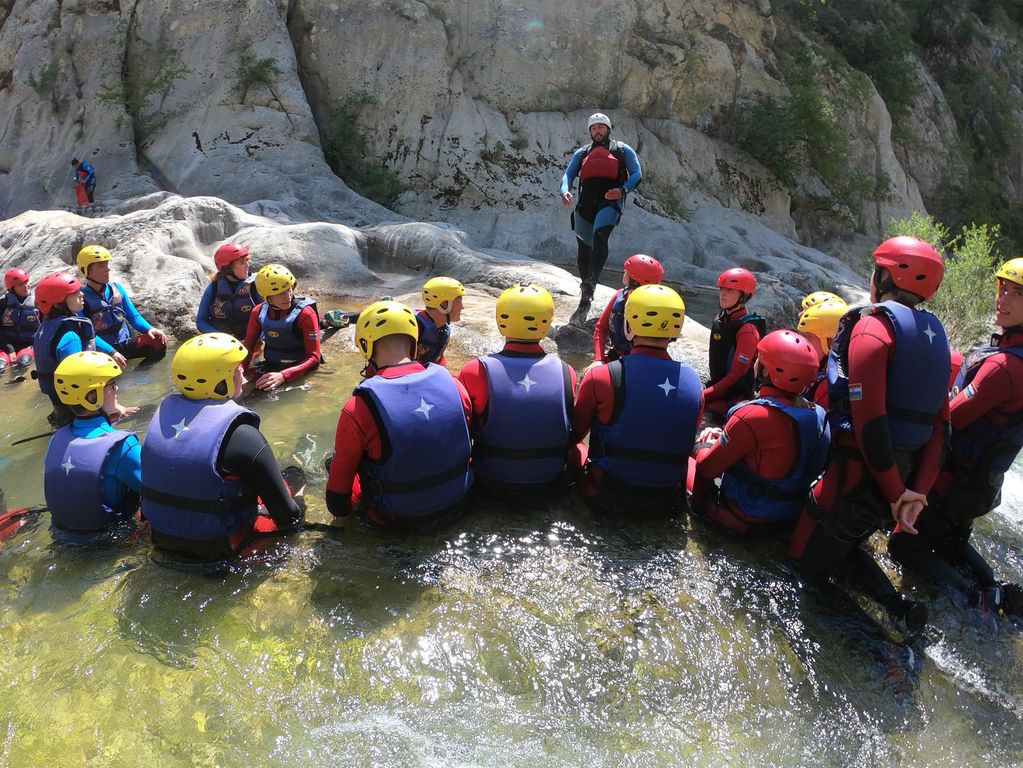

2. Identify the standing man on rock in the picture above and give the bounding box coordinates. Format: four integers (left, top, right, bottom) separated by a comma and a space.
560, 113, 642, 325
71, 158, 97, 204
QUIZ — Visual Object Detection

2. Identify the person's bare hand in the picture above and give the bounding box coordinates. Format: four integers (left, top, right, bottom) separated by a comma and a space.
561, 191, 573, 206
889, 489, 927, 534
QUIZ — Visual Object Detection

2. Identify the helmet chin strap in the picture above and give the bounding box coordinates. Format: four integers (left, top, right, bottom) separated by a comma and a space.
722, 293, 749, 313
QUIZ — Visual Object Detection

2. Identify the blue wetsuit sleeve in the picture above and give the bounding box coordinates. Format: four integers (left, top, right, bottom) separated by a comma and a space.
196, 283, 217, 333
112, 435, 143, 495
94, 335, 115, 354
55, 329, 84, 361
621, 145, 642, 193
81, 162, 96, 183
115, 284, 153, 333
560, 148, 585, 195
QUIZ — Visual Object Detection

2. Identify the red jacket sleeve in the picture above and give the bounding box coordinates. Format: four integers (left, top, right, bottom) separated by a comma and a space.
703, 321, 760, 402
571, 364, 614, 441
694, 408, 759, 480
241, 304, 263, 372
949, 355, 1016, 431
326, 395, 378, 507
592, 291, 619, 362
456, 358, 489, 425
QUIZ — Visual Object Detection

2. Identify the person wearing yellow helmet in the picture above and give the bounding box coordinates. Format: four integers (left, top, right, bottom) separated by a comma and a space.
796, 296, 848, 408
325, 300, 473, 531
416, 276, 464, 366
76, 244, 168, 366
141, 333, 304, 561
42, 351, 143, 541
571, 285, 702, 515
691, 330, 830, 535
887, 258, 1023, 617
241, 263, 322, 391
457, 285, 576, 500
592, 254, 665, 363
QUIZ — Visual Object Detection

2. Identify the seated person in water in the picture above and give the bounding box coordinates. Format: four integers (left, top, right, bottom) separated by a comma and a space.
326, 300, 473, 532
888, 258, 1023, 617
76, 244, 168, 365
572, 285, 702, 516
703, 267, 765, 419
592, 253, 664, 363
241, 264, 321, 391
196, 242, 261, 340
42, 351, 142, 541
690, 330, 829, 535
457, 284, 576, 502
794, 291, 847, 409
141, 333, 304, 561
0, 268, 41, 376
33, 272, 134, 426
415, 276, 464, 367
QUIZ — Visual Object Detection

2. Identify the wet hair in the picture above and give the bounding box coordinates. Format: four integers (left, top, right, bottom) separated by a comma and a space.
44, 300, 73, 320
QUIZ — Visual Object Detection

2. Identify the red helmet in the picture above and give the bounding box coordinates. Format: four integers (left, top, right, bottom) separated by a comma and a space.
4, 268, 29, 290
757, 330, 820, 393
213, 242, 250, 271
623, 254, 664, 285
717, 267, 756, 294
872, 236, 944, 301
35, 273, 82, 314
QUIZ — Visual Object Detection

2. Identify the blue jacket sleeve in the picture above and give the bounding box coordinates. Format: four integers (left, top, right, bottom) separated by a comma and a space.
560, 147, 586, 195
621, 144, 642, 193
81, 162, 96, 184
115, 284, 153, 333
196, 282, 217, 333
55, 329, 85, 361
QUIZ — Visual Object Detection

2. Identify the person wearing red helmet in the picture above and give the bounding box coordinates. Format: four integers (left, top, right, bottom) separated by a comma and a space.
0, 268, 40, 376
703, 267, 766, 419
887, 258, 1023, 618
592, 254, 664, 363
195, 242, 262, 339
32, 273, 133, 426
560, 112, 643, 325
690, 330, 829, 534
788, 236, 950, 635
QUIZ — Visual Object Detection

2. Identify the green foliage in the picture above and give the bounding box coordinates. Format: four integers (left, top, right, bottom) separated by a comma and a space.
98, 51, 189, 132
322, 93, 405, 208
886, 211, 1001, 348
237, 48, 282, 102
27, 60, 66, 112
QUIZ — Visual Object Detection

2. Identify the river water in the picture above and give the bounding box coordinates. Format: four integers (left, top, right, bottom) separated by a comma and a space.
0, 319, 1021, 766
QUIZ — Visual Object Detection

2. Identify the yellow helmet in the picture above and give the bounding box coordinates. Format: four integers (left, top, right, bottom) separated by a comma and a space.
355, 300, 419, 360
624, 284, 686, 339
801, 290, 843, 310
797, 299, 848, 353
255, 264, 296, 297
53, 351, 122, 411
495, 284, 554, 340
172, 333, 247, 401
422, 276, 465, 310
76, 245, 111, 278
995, 258, 1023, 288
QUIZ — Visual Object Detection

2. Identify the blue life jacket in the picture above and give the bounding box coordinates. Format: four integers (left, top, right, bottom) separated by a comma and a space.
257, 297, 317, 368
590, 354, 702, 489
415, 310, 450, 365
719, 397, 830, 523
948, 341, 1023, 474
827, 301, 950, 451
208, 276, 259, 339
44, 426, 135, 531
355, 364, 472, 520
708, 310, 767, 399
141, 396, 260, 541
33, 316, 96, 395
606, 288, 631, 357
1, 292, 41, 347
82, 283, 132, 346
475, 352, 572, 485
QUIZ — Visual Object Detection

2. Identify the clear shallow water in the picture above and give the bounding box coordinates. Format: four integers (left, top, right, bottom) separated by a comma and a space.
0, 332, 1021, 767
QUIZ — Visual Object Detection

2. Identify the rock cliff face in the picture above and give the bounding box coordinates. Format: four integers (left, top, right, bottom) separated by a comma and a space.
0, 0, 1019, 323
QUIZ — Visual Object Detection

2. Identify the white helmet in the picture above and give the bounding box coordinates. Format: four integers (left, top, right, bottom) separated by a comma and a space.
587, 112, 611, 131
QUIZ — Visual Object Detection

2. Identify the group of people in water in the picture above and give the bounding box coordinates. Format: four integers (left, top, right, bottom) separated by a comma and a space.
0, 105, 1019, 631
